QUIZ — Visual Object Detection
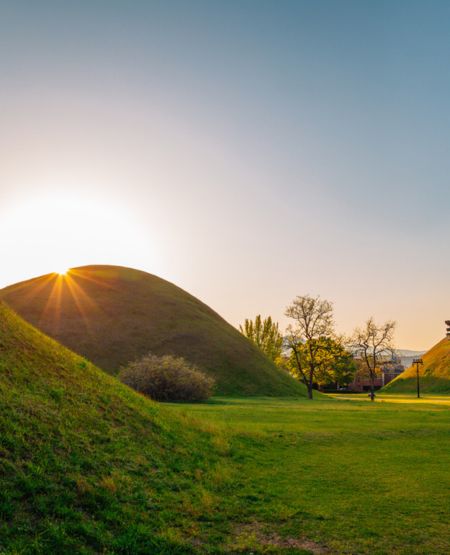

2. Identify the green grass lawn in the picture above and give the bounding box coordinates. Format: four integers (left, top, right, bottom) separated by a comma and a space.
3, 301, 448, 554
163, 394, 450, 554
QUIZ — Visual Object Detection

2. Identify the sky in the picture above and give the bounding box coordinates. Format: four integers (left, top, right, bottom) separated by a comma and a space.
0, 0, 449, 350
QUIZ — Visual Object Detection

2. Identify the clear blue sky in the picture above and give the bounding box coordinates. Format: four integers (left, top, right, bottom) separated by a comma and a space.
0, 1, 449, 349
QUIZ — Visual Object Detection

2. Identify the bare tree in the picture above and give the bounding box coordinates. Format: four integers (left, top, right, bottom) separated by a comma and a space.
351, 318, 396, 401
285, 295, 335, 399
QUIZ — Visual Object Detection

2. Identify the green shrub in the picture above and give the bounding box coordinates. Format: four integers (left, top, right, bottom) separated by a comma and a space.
119, 353, 215, 402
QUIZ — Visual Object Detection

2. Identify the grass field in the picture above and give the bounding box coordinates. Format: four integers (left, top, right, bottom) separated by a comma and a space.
164, 394, 450, 554
2, 301, 449, 554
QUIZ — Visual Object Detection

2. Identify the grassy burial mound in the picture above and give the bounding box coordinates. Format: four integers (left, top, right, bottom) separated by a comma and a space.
0, 302, 234, 553
383, 337, 450, 393
0, 265, 305, 396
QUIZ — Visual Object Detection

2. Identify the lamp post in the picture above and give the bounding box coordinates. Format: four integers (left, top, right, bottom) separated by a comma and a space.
413, 358, 423, 399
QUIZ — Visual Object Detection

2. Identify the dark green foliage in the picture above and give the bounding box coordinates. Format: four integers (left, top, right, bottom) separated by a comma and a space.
120, 353, 215, 401
287, 336, 356, 387
314, 338, 357, 388
0, 265, 306, 397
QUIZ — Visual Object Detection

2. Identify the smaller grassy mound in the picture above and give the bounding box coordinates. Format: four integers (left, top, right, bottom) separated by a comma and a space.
383, 338, 450, 394
0, 302, 233, 553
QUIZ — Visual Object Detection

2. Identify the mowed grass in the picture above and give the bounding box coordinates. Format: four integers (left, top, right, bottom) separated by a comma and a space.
164, 394, 450, 554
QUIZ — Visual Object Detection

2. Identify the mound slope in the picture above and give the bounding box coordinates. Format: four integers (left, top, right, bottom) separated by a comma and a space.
0, 301, 232, 552
0, 265, 305, 396
383, 338, 450, 393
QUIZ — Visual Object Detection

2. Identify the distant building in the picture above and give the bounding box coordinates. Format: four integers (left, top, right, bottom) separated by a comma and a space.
380, 356, 405, 386
348, 373, 383, 392
348, 355, 404, 392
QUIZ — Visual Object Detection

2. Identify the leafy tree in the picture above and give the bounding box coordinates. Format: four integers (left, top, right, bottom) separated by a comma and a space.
286, 336, 355, 391
351, 317, 396, 401
285, 295, 335, 399
240, 315, 283, 363
314, 337, 357, 389
328, 351, 357, 389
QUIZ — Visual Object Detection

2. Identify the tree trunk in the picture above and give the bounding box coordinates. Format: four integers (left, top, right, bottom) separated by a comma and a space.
307, 368, 314, 400
307, 375, 314, 399
369, 373, 375, 402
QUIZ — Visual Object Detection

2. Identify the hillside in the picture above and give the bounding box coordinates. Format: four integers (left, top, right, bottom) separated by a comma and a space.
383, 338, 450, 393
0, 301, 235, 553
0, 265, 305, 396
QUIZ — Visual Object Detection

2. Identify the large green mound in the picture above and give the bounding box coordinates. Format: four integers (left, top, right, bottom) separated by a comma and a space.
0, 302, 231, 553
383, 338, 450, 394
0, 265, 305, 396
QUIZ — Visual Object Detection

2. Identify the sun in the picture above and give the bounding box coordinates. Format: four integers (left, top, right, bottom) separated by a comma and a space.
1, 191, 153, 286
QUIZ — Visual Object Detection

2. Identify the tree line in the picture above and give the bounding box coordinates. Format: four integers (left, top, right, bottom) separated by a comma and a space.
240, 295, 395, 401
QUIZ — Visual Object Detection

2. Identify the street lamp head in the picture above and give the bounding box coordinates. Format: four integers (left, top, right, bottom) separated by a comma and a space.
413, 358, 423, 365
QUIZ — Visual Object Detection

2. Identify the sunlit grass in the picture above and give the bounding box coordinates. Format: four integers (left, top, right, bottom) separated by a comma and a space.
165, 394, 450, 554
327, 392, 450, 405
